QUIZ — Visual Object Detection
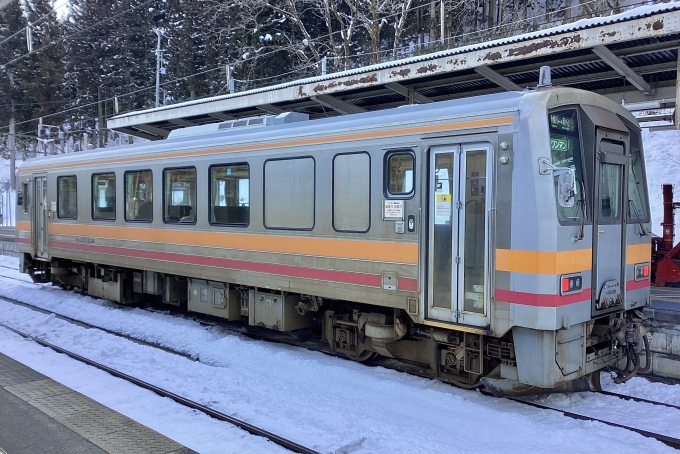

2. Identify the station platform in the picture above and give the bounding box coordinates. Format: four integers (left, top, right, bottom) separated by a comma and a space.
0, 352, 195, 454
0, 228, 14, 243
650, 286, 680, 313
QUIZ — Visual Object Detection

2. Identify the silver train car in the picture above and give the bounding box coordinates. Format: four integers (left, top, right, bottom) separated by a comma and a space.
15, 86, 652, 395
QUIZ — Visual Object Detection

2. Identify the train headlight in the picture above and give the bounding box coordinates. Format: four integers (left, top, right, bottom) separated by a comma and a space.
560, 274, 582, 296
634, 263, 650, 281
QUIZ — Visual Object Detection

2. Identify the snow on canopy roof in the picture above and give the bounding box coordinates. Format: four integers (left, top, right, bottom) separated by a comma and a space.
111, 2, 680, 120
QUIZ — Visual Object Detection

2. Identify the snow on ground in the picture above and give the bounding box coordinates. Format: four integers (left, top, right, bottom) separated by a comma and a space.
0, 256, 677, 454
643, 126, 680, 236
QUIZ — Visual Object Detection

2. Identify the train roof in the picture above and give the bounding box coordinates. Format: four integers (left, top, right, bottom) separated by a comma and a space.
18, 87, 637, 172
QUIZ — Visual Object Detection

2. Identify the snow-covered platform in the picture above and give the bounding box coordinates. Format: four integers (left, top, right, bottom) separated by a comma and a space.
0, 352, 195, 454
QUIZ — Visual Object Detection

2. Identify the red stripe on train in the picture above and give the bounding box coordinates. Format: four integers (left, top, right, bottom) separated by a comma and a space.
15, 238, 31, 244
49, 240, 418, 291
626, 278, 650, 291
495, 289, 590, 307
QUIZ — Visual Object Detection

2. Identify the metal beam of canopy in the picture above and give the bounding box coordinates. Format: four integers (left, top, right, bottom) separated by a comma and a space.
310, 94, 367, 114
474, 65, 522, 91
384, 82, 433, 103
592, 45, 653, 95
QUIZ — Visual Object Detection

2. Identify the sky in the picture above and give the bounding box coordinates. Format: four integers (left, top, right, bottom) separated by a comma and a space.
0, 255, 678, 454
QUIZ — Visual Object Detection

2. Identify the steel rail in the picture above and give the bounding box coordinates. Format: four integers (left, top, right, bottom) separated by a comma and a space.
509, 397, 680, 450
0, 319, 319, 454
595, 390, 680, 411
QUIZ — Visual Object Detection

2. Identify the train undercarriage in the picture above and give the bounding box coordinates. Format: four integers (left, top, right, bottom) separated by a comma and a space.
23, 255, 649, 396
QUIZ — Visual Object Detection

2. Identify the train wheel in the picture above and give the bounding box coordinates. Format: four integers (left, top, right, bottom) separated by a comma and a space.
346, 350, 379, 363
447, 373, 482, 390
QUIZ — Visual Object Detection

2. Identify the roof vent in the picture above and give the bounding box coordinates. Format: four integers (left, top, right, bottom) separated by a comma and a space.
167, 111, 309, 139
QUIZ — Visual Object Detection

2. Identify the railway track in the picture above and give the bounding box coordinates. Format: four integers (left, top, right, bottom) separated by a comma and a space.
509, 396, 680, 449
2, 273, 680, 451
0, 306, 319, 454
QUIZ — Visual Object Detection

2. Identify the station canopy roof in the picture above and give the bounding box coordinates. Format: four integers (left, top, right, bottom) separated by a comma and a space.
108, 3, 680, 140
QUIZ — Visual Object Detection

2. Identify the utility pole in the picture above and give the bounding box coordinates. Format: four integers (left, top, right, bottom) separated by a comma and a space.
98, 86, 104, 147
440, 1, 445, 46
8, 72, 15, 190
154, 29, 164, 108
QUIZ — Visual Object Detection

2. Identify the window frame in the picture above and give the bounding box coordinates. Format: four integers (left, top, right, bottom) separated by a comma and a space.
332, 151, 371, 233
263, 156, 316, 231
124, 169, 153, 223
57, 175, 78, 220
208, 162, 250, 227
384, 149, 415, 200
162, 166, 197, 225
91, 172, 116, 222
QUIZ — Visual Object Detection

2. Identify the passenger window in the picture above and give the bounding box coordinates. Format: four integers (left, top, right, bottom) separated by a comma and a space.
21, 182, 29, 213
164, 167, 196, 224
210, 163, 249, 226
264, 157, 314, 230
125, 170, 153, 222
92, 173, 116, 220
57, 176, 77, 219
333, 153, 370, 232
385, 151, 414, 198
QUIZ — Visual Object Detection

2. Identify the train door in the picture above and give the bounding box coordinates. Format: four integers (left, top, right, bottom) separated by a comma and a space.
592, 133, 628, 316
33, 176, 49, 259
428, 143, 491, 327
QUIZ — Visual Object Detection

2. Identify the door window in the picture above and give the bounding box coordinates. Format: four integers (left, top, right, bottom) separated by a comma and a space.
599, 163, 621, 221
432, 153, 454, 309
462, 150, 487, 314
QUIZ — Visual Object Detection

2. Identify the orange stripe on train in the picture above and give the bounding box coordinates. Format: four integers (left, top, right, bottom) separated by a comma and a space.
48, 223, 419, 264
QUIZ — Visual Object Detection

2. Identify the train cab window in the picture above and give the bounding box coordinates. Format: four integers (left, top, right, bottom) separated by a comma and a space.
210, 164, 249, 226
92, 173, 116, 220
125, 170, 153, 222
385, 151, 414, 198
549, 109, 586, 224
57, 176, 77, 219
164, 167, 196, 224
333, 152, 370, 232
264, 157, 314, 230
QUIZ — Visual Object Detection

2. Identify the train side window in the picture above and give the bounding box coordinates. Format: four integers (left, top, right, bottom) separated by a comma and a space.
333, 152, 370, 232
264, 157, 314, 230
125, 170, 153, 222
622, 120, 650, 223
163, 167, 196, 224
21, 182, 29, 213
57, 175, 77, 219
92, 173, 116, 221
209, 163, 249, 226
385, 151, 414, 199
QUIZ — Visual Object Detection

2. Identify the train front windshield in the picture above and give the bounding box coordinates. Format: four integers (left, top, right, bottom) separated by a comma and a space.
549, 109, 586, 223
